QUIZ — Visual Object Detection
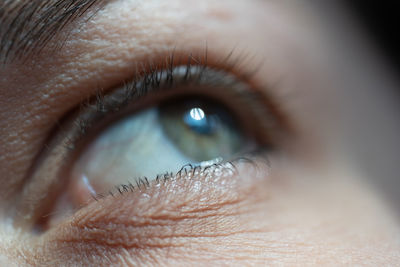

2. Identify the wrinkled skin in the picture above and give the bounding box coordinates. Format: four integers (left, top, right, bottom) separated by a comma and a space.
0, 1, 399, 266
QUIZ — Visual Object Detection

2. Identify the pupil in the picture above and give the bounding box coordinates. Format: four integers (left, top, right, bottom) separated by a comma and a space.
183, 107, 215, 135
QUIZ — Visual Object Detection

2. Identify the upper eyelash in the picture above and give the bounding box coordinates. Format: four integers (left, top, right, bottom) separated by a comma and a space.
64, 50, 262, 150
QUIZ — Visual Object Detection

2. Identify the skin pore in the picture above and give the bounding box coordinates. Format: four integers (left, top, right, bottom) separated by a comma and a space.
0, 0, 399, 266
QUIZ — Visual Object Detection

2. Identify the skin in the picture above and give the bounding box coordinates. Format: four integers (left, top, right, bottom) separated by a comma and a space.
0, 0, 399, 266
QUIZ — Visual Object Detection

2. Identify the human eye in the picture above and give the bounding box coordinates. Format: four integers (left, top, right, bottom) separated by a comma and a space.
15, 52, 290, 231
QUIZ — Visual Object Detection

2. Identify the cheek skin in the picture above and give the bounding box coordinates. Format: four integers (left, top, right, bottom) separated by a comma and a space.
18, 163, 400, 266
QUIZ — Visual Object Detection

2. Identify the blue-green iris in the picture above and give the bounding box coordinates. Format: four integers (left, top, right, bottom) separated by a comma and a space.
159, 98, 243, 162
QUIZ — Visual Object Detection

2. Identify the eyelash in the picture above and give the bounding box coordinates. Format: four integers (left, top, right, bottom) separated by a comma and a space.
62, 53, 284, 201
67, 51, 259, 149
63, 51, 285, 154
93, 160, 251, 201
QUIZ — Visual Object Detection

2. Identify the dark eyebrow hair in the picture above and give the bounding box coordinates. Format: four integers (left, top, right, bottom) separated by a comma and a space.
0, 0, 107, 63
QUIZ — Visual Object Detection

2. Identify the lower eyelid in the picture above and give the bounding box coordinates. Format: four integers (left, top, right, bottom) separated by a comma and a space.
45, 156, 268, 227
41, 160, 270, 248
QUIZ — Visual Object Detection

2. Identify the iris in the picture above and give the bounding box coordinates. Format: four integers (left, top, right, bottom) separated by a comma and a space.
160, 98, 242, 162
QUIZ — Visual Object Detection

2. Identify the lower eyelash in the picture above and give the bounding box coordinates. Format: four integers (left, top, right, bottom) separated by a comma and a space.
89, 155, 265, 202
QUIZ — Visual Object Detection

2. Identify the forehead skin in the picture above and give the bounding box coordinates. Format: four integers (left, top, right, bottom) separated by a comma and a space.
0, 0, 399, 266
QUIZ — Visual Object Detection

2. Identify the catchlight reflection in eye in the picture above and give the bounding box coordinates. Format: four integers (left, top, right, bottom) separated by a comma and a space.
189, 107, 205, 121
184, 107, 211, 134
70, 97, 247, 200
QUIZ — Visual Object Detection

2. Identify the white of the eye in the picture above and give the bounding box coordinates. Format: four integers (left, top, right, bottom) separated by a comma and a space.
82, 174, 96, 196
190, 107, 205, 121
72, 109, 194, 187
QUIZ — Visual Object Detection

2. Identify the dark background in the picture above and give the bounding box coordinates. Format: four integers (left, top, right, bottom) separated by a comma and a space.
347, 1, 400, 209
347, 1, 399, 72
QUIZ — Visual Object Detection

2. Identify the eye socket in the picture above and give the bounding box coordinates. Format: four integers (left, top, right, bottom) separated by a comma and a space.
14, 53, 291, 232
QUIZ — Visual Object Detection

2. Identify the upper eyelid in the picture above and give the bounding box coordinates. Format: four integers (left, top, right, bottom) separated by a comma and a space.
58, 51, 266, 143
69, 53, 290, 154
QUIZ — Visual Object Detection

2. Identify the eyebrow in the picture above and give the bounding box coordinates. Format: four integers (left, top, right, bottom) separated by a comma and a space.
0, 0, 107, 63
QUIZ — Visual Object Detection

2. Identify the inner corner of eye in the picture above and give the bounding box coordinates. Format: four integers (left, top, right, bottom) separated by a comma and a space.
64, 93, 260, 206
